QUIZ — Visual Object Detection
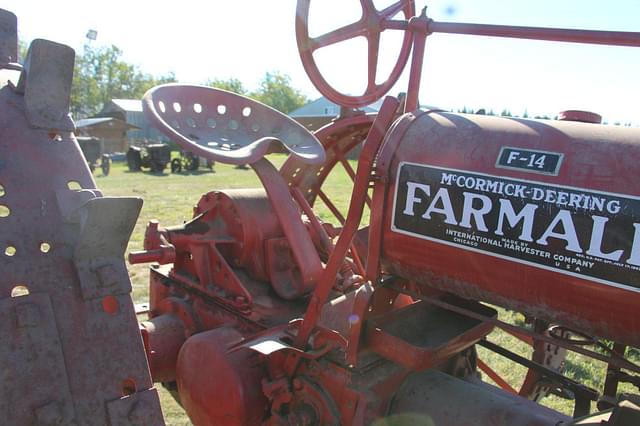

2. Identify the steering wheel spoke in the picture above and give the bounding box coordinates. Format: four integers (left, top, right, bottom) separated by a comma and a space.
367, 31, 381, 91
380, 0, 413, 19
360, 0, 377, 14
312, 21, 367, 50
296, 0, 415, 108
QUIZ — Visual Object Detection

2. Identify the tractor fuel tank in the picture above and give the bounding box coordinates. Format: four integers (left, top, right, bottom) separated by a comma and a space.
380, 111, 640, 346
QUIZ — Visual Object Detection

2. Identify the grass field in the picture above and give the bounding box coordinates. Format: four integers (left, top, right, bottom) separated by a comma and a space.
98, 159, 637, 424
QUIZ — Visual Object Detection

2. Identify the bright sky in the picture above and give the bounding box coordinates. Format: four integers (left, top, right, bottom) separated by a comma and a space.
5, 0, 640, 124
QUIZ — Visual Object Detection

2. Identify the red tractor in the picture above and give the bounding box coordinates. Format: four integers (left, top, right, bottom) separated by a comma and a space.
2, 2, 640, 425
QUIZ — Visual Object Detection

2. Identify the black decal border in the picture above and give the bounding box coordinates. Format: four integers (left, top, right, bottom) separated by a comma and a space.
391, 162, 640, 293
495, 146, 564, 176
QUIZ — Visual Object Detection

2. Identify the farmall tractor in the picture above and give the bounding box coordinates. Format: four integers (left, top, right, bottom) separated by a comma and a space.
2, 2, 640, 425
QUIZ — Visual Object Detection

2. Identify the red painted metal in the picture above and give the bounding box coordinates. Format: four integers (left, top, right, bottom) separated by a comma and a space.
294, 96, 400, 349
379, 111, 640, 347
281, 112, 376, 213
365, 299, 496, 370
176, 327, 269, 426
142, 84, 325, 166
132, 5, 640, 420
89, 3, 640, 425
296, 0, 415, 108
427, 21, 640, 47
558, 109, 603, 124
297, 3, 640, 111
7, 1, 640, 424
252, 159, 322, 298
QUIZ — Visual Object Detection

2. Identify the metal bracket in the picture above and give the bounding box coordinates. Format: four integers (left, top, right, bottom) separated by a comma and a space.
106, 388, 164, 426
0, 8, 17, 65
16, 39, 75, 132
73, 197, 143, 300
0, 293, 76, 425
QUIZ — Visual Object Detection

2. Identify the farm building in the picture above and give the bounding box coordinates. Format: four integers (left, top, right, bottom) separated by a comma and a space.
75, 117, 139, 153
289, 96, 378, 131
96, 99, 168, 143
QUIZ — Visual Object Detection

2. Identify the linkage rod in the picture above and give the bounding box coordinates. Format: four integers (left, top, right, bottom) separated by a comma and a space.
427, 21, 640, 47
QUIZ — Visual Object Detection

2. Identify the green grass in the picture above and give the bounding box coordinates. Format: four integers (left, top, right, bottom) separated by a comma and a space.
98, 159, 637, 424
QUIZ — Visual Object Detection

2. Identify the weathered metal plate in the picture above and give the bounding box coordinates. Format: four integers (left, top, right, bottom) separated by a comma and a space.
18, 38, 75, 132
0, 27, 163, 425
74, 196, 142, 300
106, 388, 165, 426
0, 293, 76, 425
0, 8, 17, 64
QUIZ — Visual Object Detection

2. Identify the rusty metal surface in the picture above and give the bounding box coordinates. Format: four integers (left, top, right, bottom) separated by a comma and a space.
280, 112, 374, 214
365, 299, 495, 371
296, 2, 640, 111
0, 9, 17, 65
294, 96, 400, 349
142, 84, 325, 166
0, 27, 163, 425
296, 0, 415, 108
380, 111, 640, 347
0, 293, 76, 424
16, 39, 76, 132
106, 388, 164, 426
111, 3, 640, 424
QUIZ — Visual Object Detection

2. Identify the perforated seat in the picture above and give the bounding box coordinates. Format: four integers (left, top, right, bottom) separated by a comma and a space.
142, 84, 325, 165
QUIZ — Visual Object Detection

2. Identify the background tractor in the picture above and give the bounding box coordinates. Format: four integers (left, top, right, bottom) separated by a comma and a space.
127, 143, 171, 172
77, 136, 111, 175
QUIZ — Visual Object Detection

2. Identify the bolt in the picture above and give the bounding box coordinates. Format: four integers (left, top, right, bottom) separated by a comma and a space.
293, 379, 304, 391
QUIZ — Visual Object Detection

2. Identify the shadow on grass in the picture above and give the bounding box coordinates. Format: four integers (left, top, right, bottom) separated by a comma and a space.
123, 170, 172, 176
171, 169, 216, 176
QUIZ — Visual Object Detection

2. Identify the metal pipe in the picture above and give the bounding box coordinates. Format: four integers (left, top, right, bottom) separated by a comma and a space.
428, 21, 640, 47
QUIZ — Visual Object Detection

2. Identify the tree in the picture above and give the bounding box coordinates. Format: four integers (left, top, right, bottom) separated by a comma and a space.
206, 77, 247, 95
251, 71, 307, 114
70, 44, 175, 118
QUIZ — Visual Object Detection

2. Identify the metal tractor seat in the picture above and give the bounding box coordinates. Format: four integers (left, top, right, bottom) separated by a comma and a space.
142, 84, 325, 165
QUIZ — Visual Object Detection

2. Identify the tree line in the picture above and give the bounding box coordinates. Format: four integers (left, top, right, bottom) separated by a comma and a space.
16, 41, 634, 126
70, 44, 308, 118
18, 41, 307, 118
457, 106, 633, 126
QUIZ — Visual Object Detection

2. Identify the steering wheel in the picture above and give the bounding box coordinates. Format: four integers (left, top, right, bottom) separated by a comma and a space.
296, 0, 415, 108
142, 84, 326, 166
